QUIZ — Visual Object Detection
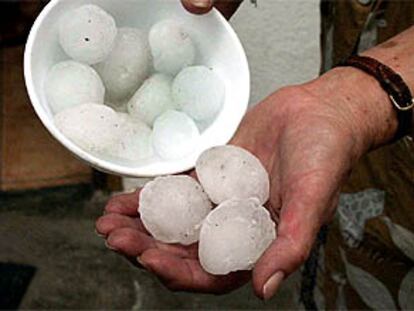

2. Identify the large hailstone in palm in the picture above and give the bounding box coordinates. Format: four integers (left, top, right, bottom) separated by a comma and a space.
95, 27, 152, 102
55, 103, 122, 153
149, 19, 196, 75
45, 61, 105, 114
113, 113, 153, 161
199, 198, 276, 275
196, 145, 270, 204
140, 175, 213, 245
172, 66, 225, 121
127, 74, 174, 126
59, 4, 117, 65
152, 110, 200, 160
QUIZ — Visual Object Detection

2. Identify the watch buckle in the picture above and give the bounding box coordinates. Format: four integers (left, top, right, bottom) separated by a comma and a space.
389, 96, 414, 111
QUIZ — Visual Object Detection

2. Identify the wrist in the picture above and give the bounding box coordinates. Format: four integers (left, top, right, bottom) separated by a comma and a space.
362, 44, 414, 139
304, 66, 398, 154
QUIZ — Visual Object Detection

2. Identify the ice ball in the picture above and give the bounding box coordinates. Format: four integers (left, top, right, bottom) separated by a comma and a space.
199, 198, 276, 275
172, 66, 225, 121
127, 74, 174, 126
114, 113, 153, 161
140, 175, 213, 245
95, 27, 151, 102
45, 61, 105, 114
59, 4, 117, 65
55, 103, 122, 153
149, 19, 196, 75
196, 145, 270, 205
152, 110, 200, 160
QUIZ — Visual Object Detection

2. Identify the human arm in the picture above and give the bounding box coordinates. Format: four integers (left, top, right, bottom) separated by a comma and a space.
95, 26, 414, 299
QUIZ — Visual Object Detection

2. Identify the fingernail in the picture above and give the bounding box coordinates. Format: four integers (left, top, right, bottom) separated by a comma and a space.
137, 257, 149, 270
95, 229, 105, 238
105, 240, 118, 251
263, 271, 284, 301
191, 0, 212, 9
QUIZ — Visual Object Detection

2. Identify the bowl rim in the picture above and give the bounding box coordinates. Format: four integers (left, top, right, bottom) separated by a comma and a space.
24, 0, 250, 177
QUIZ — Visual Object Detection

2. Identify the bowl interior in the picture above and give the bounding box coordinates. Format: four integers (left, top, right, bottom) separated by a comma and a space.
25, 0, 250, 177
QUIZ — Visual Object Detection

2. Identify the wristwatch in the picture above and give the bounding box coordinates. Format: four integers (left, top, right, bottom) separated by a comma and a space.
339, 55, 414, 140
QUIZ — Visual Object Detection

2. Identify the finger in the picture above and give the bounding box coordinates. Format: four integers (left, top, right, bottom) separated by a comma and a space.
106, 228, 192, 258
139, 248, 250, 293
96, 213, 148, 236
252, 214, 319, 300
253, 176, 335, 300
105, 190, 140, 216
181, 0, 214, 15
181, 0, 242, 19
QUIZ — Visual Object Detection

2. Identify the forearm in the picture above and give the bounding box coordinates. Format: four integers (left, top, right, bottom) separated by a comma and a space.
305, 26, 414, 153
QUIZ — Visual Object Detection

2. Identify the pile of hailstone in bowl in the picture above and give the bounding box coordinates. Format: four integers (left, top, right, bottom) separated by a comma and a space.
47, 4, 225, 161
139, 145, 277, 275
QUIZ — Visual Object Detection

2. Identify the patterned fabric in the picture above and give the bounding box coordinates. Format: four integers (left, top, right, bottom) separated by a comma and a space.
309, 1, 414, 310
337, 189, 385, 248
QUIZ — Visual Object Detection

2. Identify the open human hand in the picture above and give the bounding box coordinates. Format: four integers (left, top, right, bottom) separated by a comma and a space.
96, 66, 385, 299
95, 189, 251, 293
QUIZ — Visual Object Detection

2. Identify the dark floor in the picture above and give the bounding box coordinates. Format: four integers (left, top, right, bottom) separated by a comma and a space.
0, 186, 300, 310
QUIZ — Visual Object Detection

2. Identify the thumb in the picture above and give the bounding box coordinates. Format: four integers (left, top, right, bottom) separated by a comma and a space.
181, 0, 214, 15
252, 179, 335, 300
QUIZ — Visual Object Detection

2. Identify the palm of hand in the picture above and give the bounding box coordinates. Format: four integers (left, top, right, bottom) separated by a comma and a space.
96, 86, 360, 298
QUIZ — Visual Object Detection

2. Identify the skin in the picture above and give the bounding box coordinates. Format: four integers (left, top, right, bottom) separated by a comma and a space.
96, 0, 414, 300
180, 0, 243, 19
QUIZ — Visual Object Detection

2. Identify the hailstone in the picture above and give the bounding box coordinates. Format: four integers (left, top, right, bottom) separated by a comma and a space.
199, 198, 276, 275
45, 61, 105, 114
95, 27, 152, 102
59, 4, 117, 64
113, 113, 153, 161
196, 145, 270, 205
54, 103, 122, 153
149, 19, 196, 75
127, 74, 174, 126
152, 110, 201, 160
172, 66, 225, 121
140, 175, 213, 245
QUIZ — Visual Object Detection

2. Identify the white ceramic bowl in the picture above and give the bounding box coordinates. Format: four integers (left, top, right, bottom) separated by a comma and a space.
24, 0, 250, 177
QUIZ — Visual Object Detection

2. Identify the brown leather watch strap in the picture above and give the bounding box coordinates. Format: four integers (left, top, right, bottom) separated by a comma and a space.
339, 55, 413, 139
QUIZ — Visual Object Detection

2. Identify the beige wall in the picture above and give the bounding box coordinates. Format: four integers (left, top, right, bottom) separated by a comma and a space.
231, 0, 321, 106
